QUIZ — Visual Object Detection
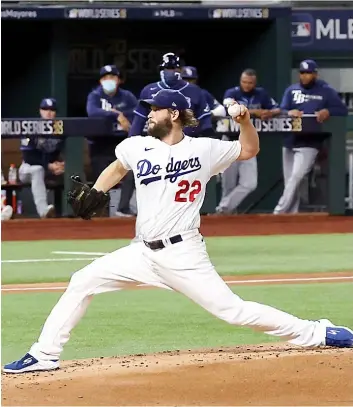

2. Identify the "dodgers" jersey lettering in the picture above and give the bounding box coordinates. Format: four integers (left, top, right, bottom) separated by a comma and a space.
115, 135, 241, 240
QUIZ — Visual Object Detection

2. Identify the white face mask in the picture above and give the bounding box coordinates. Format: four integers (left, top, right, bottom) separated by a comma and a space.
101, 79, 117, 93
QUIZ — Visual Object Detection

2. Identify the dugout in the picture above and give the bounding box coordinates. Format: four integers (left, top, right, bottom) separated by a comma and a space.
2, 7, 293, 214
2, 16, 291, 117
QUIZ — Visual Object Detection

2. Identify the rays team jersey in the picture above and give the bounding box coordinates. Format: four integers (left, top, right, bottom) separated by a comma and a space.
115, 135, 241, 239
223, 86, 278, 110
130, 81, 212, 137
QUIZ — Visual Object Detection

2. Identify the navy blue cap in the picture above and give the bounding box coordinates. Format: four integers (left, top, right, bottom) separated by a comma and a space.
299, 59, 318, 73
159, 53, 181, 70
40, 98, 57, 110
140, 89, 190, 110
99, 65, 120, 78
181, 66, 198, 79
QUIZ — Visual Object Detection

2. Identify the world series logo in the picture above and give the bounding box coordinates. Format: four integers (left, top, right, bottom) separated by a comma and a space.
1, 120, 64, 136
215, 117, 303, 133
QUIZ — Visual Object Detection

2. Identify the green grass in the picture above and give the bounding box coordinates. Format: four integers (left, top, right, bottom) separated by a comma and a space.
2, 234, 353, 284
2, 282, 352, 364
1, 239, 130, 284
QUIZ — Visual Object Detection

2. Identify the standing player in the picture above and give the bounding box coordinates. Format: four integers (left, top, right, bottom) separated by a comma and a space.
129, 53, 213, 138
180, 66, 227, 119
86, 65, 137, 182
274, 60, 348, 214
4, 89, 352, 373
218, 69, 280, 214
118, 53, 214, 217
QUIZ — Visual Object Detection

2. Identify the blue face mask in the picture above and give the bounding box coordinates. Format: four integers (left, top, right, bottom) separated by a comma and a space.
101, 79, 117, 93
160, 70, 181, 88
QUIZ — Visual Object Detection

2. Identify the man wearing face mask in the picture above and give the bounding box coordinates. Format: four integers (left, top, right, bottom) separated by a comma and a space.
129, 53, 213, 138
19, 98, 64, 218
274, 59, 348, 214
122, 53, 213, 216
86, 65, 138, 183
216, 69, 280, 214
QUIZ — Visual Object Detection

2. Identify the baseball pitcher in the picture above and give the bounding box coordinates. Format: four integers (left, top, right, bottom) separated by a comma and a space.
4, 89, 352, 373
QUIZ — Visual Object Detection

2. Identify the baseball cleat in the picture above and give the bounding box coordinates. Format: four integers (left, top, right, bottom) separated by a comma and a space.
3, 353, 59, 374
325, 326, 353, 348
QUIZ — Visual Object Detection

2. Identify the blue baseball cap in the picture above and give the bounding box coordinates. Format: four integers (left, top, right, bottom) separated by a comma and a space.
159, 53, 181, 70
40, 98, 57, 110
299, 59, 318, 73
181, 66, 198, 79
140, 89, 191, 110
99, 64, 120, 78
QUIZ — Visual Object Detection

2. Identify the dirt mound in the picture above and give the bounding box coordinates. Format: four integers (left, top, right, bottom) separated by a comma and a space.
2, 344, 353, 406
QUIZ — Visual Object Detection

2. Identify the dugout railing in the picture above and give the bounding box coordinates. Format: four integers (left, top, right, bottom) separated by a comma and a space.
1, 115, 348, 216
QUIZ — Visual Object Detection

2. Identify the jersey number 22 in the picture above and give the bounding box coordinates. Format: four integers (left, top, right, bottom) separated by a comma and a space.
175, 180, 201, 202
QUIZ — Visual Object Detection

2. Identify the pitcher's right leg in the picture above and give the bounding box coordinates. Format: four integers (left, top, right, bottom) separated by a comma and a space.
3, 242, 169, 373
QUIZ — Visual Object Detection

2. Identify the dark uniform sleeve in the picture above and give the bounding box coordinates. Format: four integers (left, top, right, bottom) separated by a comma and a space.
194, 87, 212, 133
123, 91, 138, 123
128, 86, 151, 136
261, 90, 279, 110
280, 87, 293, 113
86, 90, 119, 119
324, 87, 348, 116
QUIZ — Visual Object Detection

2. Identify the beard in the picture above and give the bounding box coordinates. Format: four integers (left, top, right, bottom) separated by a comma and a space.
300, 78, 316, 89
147, 117, 173, 139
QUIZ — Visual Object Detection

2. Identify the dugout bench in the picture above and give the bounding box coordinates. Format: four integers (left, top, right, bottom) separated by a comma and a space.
1, 181, 63, 218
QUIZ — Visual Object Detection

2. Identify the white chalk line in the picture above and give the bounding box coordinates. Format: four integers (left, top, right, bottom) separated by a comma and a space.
1, 251, 108, 263
2, 276, 352, 292
52, 251, 108, 256
225, 276, 353, 284
3, 286, 69, 292
2, 257, 99, 263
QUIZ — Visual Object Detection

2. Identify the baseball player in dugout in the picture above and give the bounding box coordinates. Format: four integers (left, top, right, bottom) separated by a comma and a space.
117, 53, 215, 218
217, 69, 280, 214
86, 65, 138, 216
274, 59, 348, 214
19, 98, 64, 218
180, 65, 227, 120
4, 89, 352, 374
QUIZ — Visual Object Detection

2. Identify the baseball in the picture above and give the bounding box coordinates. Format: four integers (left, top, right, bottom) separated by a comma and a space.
227, 103, 242, 117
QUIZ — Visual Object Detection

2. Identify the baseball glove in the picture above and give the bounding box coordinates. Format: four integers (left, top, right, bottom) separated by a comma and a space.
67, 175, 110, 220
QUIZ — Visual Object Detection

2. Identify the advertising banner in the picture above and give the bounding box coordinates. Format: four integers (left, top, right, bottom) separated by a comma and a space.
292, 9, 353, 51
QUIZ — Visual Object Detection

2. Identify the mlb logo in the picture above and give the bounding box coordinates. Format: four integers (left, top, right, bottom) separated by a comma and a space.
292, 22, 311, 37
291, 13, 314, 46
68, 9, 78, 18
212, 9, 222, 19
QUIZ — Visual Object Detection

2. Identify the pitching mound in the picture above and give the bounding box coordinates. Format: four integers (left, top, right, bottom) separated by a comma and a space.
2, 344, 353, 406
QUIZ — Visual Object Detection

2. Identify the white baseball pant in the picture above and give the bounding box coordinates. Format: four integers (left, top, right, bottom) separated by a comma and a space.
30, 230, 326, 360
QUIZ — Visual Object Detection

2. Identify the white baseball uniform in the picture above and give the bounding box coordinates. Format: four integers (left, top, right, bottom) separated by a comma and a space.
30, 135, 327, 360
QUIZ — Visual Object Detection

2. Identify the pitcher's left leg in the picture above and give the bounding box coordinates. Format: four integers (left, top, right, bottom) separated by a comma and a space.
155, 235, 352, 348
